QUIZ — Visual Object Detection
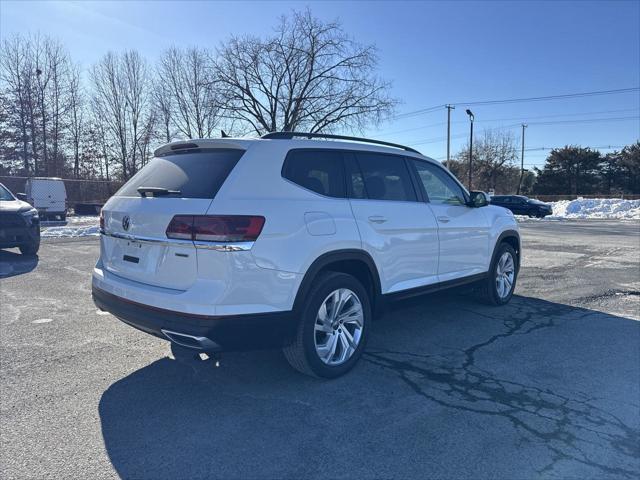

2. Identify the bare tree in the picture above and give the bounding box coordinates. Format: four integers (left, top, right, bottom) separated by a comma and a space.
451, 130, 519, 192
0, 34, 76, 176
214, 10, 396, 135
91, 52, 129, 177
44, 38, 73, 176
153, 77, 173, 143
91, 51, 153, 179
122, 51, 152, 175
68, 63, 84, 177
0, 35, 32, 173
157, 46, 220, 139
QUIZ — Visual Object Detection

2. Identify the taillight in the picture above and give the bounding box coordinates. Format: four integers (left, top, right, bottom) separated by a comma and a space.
166, 215, 193, 240
99, 210, 105, 232
166, 215, 265, 242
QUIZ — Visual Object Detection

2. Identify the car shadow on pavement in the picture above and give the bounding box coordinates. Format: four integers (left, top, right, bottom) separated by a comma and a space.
0, 249, 38, 278
99, 294, 640, 480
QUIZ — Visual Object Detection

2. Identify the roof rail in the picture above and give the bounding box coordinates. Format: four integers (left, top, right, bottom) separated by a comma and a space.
261, 131, 421, 154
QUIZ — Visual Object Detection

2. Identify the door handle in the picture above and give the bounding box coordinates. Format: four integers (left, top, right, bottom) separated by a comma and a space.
437, 216, 450, 223
368, 215, 387, 224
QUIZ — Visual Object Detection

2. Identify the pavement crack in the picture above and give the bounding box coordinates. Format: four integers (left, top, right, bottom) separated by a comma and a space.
363, 302, 640, 478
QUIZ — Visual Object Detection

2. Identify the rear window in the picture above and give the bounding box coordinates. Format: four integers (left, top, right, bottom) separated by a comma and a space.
282, 149, 346, 198
116, 149, 243, 199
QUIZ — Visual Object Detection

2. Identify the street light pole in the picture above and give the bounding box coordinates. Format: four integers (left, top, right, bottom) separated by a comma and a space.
466, 109, 474, 190
446, 104, 455, 168
517, 123, 527, 195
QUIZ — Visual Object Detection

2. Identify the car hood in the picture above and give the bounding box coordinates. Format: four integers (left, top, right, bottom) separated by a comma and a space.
485, 204, 514, 217
0, 199, 34, 213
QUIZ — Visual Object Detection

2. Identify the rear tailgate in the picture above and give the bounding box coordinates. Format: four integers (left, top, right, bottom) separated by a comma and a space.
101, 147, 244, 291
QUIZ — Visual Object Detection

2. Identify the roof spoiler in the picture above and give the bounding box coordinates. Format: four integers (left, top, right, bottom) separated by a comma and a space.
154, 140, 247, 157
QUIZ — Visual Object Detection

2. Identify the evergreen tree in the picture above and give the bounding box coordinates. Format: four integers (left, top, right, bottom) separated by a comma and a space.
533, 147, 602, 195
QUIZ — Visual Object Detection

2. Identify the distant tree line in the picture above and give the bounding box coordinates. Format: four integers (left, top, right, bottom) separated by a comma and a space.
447, 131, 639, 195
0, 10, 396, 180
532, 143, 639, 195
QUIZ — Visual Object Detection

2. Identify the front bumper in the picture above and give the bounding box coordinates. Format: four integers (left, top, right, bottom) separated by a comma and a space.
92, 286, 297, 352
0, 225, 39, 248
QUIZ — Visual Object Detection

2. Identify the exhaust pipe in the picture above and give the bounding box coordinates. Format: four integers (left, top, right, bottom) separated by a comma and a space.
161, 329, 221, 351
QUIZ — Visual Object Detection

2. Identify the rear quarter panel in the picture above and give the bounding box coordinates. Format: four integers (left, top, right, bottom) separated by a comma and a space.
208, 141, 362, 275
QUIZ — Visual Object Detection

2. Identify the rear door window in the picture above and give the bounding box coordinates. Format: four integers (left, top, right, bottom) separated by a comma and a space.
282, 149, 346, 197
116, 149, 243, 199
355, 152, 417, 202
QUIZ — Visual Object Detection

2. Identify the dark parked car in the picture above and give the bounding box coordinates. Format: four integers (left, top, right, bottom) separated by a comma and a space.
0, 182, 40, 255
490, 195, 553, 218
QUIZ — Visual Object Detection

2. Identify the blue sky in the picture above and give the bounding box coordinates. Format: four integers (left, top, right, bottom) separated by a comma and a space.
1, 0, 638, 167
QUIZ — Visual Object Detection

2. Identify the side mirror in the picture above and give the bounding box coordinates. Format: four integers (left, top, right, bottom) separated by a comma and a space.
468, 191, 490, 208
16, 193, 27, 201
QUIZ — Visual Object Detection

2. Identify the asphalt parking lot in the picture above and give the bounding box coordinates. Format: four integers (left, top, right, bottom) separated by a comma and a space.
1, 220, 639, 479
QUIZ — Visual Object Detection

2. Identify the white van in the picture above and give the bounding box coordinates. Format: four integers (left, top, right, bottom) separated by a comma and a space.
25, 177, 67, 221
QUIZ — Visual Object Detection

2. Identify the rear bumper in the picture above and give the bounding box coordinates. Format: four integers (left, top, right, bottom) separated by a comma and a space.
92, 286, 297, 352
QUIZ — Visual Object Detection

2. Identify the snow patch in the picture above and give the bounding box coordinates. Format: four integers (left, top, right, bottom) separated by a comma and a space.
41, 216, 100, 238
547, 198, 640, 220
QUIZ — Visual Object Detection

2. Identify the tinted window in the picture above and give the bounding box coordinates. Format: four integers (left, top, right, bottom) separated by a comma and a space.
355, 153, 417, 202
492, 196, 510, 204
412, 160, 466, 205
0, 184, 15, 201
282, 150, 346, 198
116, 149, 243, 199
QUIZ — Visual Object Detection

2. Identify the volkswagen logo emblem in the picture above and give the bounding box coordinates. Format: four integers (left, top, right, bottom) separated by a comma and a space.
122, 215, 131, 231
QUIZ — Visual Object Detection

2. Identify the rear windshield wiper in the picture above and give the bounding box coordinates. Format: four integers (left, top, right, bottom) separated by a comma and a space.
137, 187, 182, 197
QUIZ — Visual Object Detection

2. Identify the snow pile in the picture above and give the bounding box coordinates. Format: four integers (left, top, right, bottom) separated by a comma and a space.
547, 198, 640, 220
41, 216, 100, 238
41, 224, 100, 238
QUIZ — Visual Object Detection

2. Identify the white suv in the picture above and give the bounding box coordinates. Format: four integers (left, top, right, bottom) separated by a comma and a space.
92, 132, 520, 378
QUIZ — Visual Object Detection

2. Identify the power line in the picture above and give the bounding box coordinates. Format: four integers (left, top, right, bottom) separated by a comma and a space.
407, 116, 638, 146
381, 108, 638, 137
392, 87, 639, 120
524, 144, 627, 152
526, 115, 639, 126
456, 88, 639, 107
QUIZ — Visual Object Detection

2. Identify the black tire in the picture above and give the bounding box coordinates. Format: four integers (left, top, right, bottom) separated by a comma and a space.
283, 272, 371, 378
19, 240, 40, 256
476, 243, 518, 306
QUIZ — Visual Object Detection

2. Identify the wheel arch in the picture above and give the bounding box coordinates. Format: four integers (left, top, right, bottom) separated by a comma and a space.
292, 249, 382, 315
492, 229, 521, 271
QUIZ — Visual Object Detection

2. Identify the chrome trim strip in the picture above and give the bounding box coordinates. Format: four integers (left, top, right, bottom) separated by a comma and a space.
194, 241, 254, 251
101, 231, 254, 251
102, 231, 192, 247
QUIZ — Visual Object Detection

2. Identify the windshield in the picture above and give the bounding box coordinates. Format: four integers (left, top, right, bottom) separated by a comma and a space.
116, 149, 244, 199
0, 184, 16, 201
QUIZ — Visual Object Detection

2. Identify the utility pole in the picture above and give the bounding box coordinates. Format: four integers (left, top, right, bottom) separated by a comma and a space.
466, 109, 474, 190
517, 123, 527, 194
445, 104, 455, 168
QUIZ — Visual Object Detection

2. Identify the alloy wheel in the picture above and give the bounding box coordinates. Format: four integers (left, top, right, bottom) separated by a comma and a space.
314, 288, 364, 366
495, 251, 515, 299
